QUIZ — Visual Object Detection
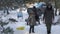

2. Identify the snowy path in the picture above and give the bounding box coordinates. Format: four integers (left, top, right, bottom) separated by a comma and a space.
14, 24, 60, 34
13, 13, 60, 34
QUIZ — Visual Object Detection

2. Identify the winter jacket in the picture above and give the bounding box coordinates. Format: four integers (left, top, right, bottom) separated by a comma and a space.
28, 14, 36, 26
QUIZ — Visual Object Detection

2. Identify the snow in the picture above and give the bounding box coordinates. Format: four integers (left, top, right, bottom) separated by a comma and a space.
0, 8, 60, 34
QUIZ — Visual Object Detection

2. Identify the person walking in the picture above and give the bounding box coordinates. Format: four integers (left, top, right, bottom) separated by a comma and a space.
33, 6, 40, 24
43, 3, 54, 34
27, 10, 36, 34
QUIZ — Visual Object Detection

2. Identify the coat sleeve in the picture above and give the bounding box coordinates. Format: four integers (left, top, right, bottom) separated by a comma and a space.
27, 16, 31, 23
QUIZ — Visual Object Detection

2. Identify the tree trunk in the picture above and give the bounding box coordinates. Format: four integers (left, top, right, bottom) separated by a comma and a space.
55, 8, 57, 16
55, 0, 57, 16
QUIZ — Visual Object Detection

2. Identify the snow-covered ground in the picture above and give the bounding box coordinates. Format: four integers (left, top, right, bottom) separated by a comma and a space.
0, 9, 60, 34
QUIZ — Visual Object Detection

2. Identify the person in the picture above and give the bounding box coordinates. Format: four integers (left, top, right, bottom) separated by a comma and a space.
33, 6, 40, 24
27, 10, 36, 34
43, 3, 54, 34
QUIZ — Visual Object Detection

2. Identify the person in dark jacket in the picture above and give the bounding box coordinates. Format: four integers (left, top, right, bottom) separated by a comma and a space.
43, 3, 54, 34
28, 11, 36, 33
33, 6, 40, 24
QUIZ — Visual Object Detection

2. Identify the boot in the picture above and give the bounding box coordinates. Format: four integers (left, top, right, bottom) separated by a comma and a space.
47, 31, 51, 34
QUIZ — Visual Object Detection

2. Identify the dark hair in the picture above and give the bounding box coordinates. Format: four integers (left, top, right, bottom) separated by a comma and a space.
46, 4, 52, 10
33, 6, 36, 9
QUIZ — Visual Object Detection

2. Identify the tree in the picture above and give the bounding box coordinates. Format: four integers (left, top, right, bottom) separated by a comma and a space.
0, 17, 16, 34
